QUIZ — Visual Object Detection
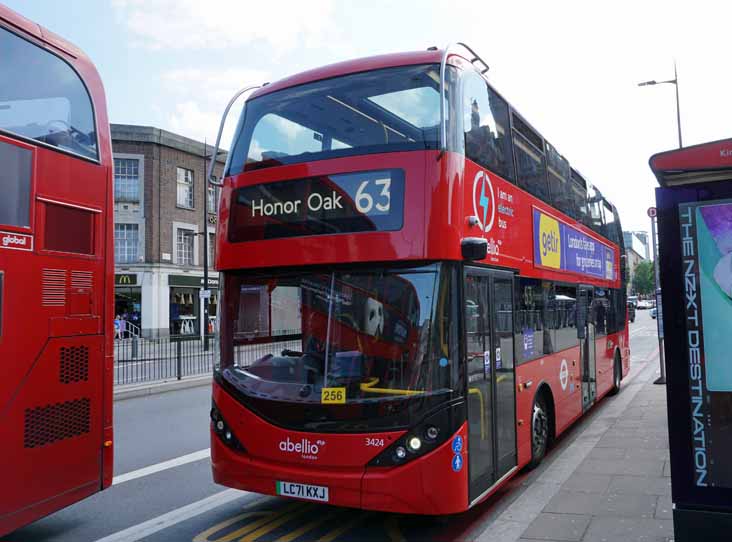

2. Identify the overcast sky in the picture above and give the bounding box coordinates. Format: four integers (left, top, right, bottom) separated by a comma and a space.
7, 0, 732, 233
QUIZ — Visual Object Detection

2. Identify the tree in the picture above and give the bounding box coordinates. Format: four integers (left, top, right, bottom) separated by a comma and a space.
632, 260, 655, 296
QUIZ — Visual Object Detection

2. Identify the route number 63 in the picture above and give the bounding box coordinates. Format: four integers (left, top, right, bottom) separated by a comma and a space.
355, 178, 391, 214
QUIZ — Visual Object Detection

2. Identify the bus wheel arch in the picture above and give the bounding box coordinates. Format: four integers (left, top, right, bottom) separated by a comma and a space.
526, 383, 555, 469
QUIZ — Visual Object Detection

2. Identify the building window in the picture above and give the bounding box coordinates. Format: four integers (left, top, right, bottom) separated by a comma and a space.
176, 167, 194, 209
114, 223, 139, 263
176, 227, 195, 266
207, 185, 220, 214
114, 158, 140, 202
208, 232, 216, 266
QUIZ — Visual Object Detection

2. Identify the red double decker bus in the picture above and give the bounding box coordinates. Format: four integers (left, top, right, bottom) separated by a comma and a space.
211, 44, 629, 514
0, 5, 114, 535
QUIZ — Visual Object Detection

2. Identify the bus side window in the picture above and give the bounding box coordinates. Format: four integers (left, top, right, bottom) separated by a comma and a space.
512, 115, 549, 202
571, 170, 591, 228
461, 71, 514, 182
515, 277, 547, 364
586, 183, 604, 235
546, 142, 574, 219
0, 140, 32, 228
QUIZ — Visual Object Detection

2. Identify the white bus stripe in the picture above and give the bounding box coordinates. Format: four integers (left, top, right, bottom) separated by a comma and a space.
93, 489, 244, 542
112, 448, 210, 485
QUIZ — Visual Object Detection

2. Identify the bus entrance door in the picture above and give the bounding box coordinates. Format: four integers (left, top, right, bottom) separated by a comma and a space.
579, 286, 597, 410
464, 268, 517, 504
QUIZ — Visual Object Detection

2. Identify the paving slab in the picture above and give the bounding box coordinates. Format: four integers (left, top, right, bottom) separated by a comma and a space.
560, 474, 612, 494
606, 475, 671, 496
582, 516, 674, 542
521, 513, 591, 541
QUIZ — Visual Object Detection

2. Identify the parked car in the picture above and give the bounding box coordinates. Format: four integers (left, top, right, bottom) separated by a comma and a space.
627, 301, 636, 323
651, 307, 657, 319
638, 299, 653, 310
628, 295, 639, 307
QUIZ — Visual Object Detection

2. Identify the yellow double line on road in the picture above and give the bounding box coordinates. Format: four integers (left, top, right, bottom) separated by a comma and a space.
193, 499, 395, 542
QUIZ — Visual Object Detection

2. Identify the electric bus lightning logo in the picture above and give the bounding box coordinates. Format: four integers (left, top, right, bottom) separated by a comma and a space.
480, 181, 490, 228
472, 170, 496, 232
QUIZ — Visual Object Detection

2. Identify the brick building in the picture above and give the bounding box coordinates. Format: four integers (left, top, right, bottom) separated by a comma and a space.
111, 124, 226, 337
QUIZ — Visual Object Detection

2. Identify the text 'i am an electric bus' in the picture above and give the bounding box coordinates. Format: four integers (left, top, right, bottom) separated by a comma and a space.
208, 43, 629, 515
0, 4, 114, 536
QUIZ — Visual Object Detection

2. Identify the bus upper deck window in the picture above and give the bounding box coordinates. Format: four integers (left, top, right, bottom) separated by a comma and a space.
0, 27, 98, 161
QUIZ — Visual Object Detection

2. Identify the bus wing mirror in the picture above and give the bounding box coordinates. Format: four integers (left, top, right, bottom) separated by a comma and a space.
461, 237, 488, 260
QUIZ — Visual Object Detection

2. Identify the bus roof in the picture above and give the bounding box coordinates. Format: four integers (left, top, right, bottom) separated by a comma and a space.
650, 138, 732, 187
250, 49, 446, 100
0, 4, 90, 61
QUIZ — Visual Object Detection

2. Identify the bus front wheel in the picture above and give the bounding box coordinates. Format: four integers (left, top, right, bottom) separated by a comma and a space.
527, 393, 549, 469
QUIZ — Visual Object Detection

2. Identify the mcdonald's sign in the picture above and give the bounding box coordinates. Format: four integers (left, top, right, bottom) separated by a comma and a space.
115, 273, 137, 286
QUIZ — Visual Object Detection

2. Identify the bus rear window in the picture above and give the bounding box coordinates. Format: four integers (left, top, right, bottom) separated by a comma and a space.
227, 64, 455, 175
0, 27, 98, 160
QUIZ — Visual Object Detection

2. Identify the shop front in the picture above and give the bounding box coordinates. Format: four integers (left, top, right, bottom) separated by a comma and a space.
168, 274, 219, 336
114, 273, 141, 336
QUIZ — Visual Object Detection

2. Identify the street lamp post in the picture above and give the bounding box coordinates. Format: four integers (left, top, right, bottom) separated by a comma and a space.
638, 62, 683, 149
638, 64, 682, 385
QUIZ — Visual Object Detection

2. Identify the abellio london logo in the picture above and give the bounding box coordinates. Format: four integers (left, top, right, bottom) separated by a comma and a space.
472, 170, 496, 233
279, 436, 326, 460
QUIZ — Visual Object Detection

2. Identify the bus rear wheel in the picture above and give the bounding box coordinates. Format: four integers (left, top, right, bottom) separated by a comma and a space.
527, 394, 549, 469
609, 354, 622, 395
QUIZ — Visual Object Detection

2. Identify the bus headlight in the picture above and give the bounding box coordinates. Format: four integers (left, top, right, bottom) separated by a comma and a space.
425, 426, 439, 441
210, 400, 245, 452
408, 436, 422, 452
367, 401, 465, 467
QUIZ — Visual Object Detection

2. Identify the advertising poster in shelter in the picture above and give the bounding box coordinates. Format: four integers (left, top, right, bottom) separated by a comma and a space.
679, 199, 732, 488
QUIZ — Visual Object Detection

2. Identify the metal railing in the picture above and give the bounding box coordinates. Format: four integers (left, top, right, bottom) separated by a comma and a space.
114, 334, 219, 386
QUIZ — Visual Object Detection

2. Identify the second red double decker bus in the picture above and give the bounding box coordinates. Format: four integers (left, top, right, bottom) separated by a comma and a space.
0, 4, 114, 536
210, 43, 630, 514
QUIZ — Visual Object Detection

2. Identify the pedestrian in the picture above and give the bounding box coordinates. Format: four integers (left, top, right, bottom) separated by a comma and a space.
114, 315, 121, 339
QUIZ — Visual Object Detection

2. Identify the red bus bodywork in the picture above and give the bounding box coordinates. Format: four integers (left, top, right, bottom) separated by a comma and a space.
0, 6, 114, 536
213, 48, 629, 514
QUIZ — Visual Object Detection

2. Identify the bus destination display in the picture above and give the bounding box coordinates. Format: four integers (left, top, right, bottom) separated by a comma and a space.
679, 198, 732, 489
230, 169, 405, 242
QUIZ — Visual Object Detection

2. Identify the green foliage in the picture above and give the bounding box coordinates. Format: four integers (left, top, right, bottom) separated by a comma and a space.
632, 260, 655, 296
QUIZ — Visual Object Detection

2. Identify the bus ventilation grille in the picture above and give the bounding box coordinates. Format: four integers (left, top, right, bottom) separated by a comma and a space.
60, 346, 89, 384
71, 270, 93, 290
42, 268, 67, 307
24, 398, 91, 449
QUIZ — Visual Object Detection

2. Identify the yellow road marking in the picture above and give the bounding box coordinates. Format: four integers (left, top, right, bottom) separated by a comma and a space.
239, 503, 312, 542
316, 512, 373, 542
274, 509, 341, 542
192, 500, 301, 542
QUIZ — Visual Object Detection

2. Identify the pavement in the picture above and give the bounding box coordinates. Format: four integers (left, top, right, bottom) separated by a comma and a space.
113, 374, 211, 401
9, 311, 671, 542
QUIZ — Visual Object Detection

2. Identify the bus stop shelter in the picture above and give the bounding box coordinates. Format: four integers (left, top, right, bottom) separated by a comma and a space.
651, 138, 732, 541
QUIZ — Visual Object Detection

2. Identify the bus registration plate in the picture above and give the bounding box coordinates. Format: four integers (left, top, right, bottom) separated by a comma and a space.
321, 387, 346, 404
276, 481, 329, 502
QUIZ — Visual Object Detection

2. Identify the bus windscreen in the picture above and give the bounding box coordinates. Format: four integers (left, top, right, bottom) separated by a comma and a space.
220, 264, 459, 425
226, 64, 455, 175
